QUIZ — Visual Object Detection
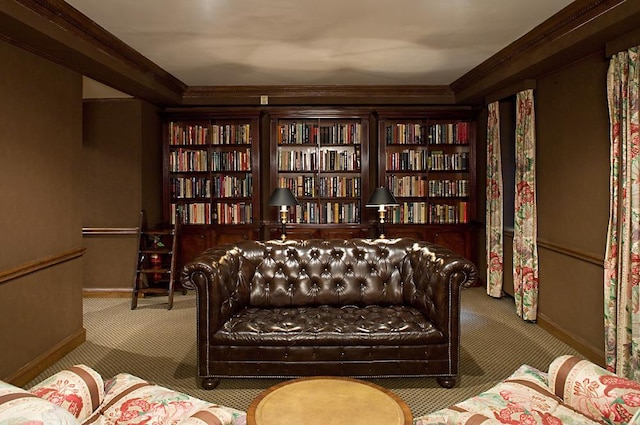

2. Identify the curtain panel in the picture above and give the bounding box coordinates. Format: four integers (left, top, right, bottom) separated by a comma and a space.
486, 102, 504, 298
513, 89, 539, 321
604, 46, 640, 378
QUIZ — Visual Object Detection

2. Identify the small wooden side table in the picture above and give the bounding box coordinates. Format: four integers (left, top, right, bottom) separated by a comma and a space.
247, 376, 413, 425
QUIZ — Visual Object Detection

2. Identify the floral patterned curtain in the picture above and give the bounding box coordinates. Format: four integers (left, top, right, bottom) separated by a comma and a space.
513, 89, 539, 321
486, 102, 504, 298
604, 46, 640, 378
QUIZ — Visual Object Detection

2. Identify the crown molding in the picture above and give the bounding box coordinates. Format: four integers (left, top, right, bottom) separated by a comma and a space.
182, 85, 456, 106
3, 0, 186, 103
452, 0, 633, 103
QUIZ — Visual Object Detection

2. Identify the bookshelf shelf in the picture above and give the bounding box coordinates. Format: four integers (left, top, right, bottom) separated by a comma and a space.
377, 110, 477, 258
268, 110, 370, 237
163, 109, 262, 272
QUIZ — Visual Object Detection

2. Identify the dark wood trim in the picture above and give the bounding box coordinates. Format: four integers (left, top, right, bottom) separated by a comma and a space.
82, 227, 138, 236
0, 248, 85, 284
0, 0, 184, 105
182, 85, 456, 106
537, 313, 605, 366
83, 288, 131, 298
485, 80, 537, 104
605, 26, 640, 57
503, 230, 603, 267
453, 0, 639, 103
4, 327, 86, 386
537, 237, 604, 267
13, 0, 185, 93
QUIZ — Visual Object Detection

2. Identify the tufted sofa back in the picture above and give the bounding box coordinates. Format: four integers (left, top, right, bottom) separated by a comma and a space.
233, 238, 418, 307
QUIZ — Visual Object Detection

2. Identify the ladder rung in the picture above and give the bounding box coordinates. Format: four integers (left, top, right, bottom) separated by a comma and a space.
144, 229, 174, 236
138, 268, 171, 273
140, 248, 172, 254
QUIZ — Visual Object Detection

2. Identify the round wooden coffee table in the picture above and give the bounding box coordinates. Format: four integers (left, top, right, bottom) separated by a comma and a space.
247, 376, 412, 425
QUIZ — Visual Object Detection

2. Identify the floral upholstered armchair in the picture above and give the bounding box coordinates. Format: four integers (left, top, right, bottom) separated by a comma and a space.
0, 365, 245, 424
415, 354, 640, 425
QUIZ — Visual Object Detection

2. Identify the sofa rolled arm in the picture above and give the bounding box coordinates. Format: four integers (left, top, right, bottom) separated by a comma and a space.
181, 246, 250, 331
406, 242, 477, 333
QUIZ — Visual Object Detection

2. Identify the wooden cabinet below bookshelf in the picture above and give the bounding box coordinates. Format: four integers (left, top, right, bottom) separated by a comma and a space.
263, 224, 374, 241
382, 224, 473, 261
176, 224, 262, 276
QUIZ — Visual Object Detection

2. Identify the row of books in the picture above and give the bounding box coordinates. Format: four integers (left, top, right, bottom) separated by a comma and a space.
278, 123, 361, 145
429, 152, 469, 171
278, 176, 361, 198
427, 179, 470, 198
170, 177, 211, 198
171, 176, 254, 199
171, 202, 254, 225
170, 149, 253, 172
210, 150, 252, 171
172, 203, 212, 225
212, 202, 253, 224
278, 150, 361, 172
169, 149, 208, 172
388, 202, 469, 224
386, 150, 470, 171
289, 202, 360, 224
428, 122, 471, 145
384, 122, 470, 145
169, 123, 252, 145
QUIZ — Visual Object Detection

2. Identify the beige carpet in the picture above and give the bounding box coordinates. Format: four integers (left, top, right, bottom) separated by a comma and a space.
28, 287, 581, 418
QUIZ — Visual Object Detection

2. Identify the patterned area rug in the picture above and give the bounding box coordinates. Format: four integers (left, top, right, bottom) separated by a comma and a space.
27, 287, 581, 418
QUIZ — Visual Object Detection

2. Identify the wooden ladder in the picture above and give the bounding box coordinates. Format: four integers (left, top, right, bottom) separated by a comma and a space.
131, 211, 180, 310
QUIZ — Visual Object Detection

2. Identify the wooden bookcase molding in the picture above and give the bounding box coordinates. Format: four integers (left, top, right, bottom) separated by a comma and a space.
163, 108, 263, 271
162, 106, 479, 267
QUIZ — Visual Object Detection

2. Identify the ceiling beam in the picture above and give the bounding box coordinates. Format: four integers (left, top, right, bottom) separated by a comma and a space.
453, 0, 640, 104
183, 85, 456, 106
0, 0, 186, 105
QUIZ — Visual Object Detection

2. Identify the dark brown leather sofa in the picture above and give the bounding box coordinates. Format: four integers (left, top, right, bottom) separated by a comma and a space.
181, 238, 477, 389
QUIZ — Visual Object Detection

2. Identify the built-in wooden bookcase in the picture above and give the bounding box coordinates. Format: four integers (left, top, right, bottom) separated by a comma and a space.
377, 110, 476, 258
266, 109, 372, 239
163, 109, 261, 271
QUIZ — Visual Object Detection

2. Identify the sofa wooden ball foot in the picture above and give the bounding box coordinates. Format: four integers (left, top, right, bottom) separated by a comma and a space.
437, 376, 456, 388
202, 377, 220, 389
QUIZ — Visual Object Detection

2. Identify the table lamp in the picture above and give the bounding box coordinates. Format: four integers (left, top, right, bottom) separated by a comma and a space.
366, 187, 399, 239
268, 188, 300, 241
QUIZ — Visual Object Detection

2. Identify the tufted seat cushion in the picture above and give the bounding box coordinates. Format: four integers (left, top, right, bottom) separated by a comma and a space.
213, 305, 444, 345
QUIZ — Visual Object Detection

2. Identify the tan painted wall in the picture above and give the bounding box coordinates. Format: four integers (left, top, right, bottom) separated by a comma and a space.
0, 39, 84, 379
475, 53, 610, 362
535, 53, 609, 360
81, 99, 162, 291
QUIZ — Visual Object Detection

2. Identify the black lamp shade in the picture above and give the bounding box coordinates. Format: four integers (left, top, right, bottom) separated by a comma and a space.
268, 188, 300, 206
366, 187, 399, 207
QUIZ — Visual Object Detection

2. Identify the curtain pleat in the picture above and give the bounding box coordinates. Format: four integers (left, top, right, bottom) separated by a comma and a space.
486, 102, 504, 298
513, 89, 539, 321
604, 46, 640, 378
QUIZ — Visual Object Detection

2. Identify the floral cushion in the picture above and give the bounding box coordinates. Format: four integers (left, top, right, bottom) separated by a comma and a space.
83, 373, 245, 425
0, 379, 79, 424
29, 364, 104, 421
415, 364, 599, 425
548, 355, 640, 424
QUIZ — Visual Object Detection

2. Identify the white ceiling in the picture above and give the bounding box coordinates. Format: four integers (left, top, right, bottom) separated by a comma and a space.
65, 0, 575, 87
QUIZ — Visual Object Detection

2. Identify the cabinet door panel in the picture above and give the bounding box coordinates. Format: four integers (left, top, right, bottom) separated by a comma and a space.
432, 230, 469, 259
179, 230, 209, 266
212, 227, 259, 247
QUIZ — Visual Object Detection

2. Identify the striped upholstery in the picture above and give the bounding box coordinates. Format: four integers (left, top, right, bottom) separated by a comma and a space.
29, 364, 104, 421
548, 355, 640, 425
1, 366, 245, 425
415, 362, 602, 425
0, 379, 78, 423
